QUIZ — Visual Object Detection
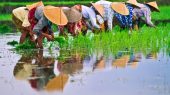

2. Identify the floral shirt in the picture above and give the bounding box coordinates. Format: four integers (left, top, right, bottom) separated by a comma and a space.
115, 4, 133, 28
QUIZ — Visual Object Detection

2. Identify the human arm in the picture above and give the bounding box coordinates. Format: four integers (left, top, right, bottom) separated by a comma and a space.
143, 9, 155, 27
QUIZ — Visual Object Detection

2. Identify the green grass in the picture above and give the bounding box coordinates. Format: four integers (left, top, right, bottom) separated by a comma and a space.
12, 23, 170, 57
0, 1, 91, 7
58, 24, 170, 56
152, 6, 170, 20
0, 14, 11, 21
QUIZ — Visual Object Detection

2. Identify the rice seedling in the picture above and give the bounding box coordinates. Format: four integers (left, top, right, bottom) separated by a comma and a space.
60, 23, 170, 56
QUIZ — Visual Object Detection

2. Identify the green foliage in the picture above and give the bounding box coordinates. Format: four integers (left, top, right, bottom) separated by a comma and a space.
59, 24, 170, 56
152, 6, 170, 20
0, 24, 12, 33
7, 40, 18, 46
15, 39, 36, 50
0, 14, 11, 21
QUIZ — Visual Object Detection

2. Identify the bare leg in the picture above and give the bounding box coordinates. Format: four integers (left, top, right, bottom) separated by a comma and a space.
20, 30, 28, 44
37, 34, 44, 49
133, 24, 139, 31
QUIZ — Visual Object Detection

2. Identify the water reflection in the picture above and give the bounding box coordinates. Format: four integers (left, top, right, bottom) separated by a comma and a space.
12, 48, 169, 94
13, 49, 56, 91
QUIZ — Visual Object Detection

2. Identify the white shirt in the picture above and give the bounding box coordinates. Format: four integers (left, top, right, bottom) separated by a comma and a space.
81, 5, 100, 29
95, 0, 112, 5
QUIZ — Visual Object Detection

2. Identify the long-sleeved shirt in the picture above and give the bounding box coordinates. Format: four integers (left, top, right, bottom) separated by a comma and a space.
133, 3, 155, 27
12, 7, 30, 27
81, 5, 100, 29
33, 6, 52, 36
95, 0, 114, 30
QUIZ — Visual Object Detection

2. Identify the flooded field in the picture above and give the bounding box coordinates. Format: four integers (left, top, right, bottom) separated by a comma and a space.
0, 34, 170, 95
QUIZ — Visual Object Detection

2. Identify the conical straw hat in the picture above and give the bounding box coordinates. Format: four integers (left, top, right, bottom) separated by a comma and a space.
62, 7, 82, 23
126, 0, 140, 8
111, 2, 129, 15
146, 1, 160, 12
43, 6, 68, 25
26, 1, 44, 10
45, 74, 69, 92
91, 3, 104, 17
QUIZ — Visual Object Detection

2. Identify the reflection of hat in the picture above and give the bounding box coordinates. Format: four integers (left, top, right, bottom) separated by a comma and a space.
43, 6, 68, 25
126, 0, 140, 8
91, 3, 104, 17
62, 7, 82, 23
146, 1, 160, 12
14, 63, 33, 80
94, 57, 105, 70
112, 55, 129, 68
130, 62, 138, 68
26, 1, 44, 10
111, 2, 129, 15
45, 74, 69, 92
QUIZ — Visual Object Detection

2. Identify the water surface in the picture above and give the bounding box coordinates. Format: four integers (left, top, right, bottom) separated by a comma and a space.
0, 34, 170, 95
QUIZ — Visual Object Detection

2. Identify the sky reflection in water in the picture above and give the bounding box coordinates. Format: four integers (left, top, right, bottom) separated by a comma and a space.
0, 35, 170, 95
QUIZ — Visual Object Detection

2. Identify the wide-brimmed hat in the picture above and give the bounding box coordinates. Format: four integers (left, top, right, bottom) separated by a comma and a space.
145, 1, 160, 12
43, 6, 68, 25
26, 1, 44, 10
91, 3, 104, 17
62, 7, 82, 23
126, 0, 140, 8
111, 2, 129, 15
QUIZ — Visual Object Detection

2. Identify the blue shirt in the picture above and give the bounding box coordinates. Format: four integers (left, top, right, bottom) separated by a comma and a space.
33, 6, 52, 36
115, 4, 133, 28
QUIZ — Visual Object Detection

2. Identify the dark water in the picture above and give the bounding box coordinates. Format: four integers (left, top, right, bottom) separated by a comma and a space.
0, 34, 170, 95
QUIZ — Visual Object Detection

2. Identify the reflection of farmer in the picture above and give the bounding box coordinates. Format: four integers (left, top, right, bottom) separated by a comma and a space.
13, 49, 58, 91
146, 52, 158, 60
58, 53, 84, 75
13, 51, 36, 80
112, 55, 130, 68
12, 7, 34, 44
45, 61, 69, 92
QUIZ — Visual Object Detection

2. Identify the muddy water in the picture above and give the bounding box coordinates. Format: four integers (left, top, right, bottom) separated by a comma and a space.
0, 34, 170, 95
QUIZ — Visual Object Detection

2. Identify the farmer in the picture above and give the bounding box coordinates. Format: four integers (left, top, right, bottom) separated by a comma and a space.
73, 3, 104, 34
12, 7, 34, 44
27, 4, 68, 48
95, 0, 130, 31
58, 7, 82, 36
133, 1, 160, 28
113, 0, 140, 31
